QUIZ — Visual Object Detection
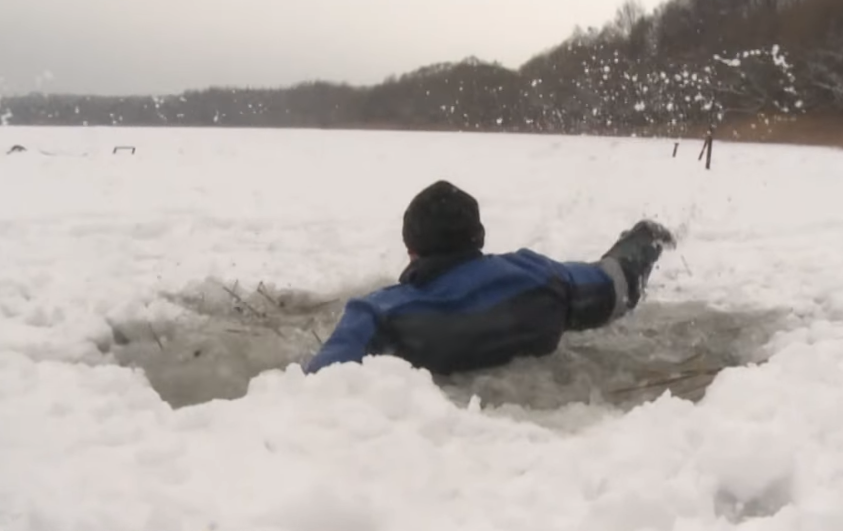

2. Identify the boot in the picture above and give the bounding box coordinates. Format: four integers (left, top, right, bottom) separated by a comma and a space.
602, 220, 676, 310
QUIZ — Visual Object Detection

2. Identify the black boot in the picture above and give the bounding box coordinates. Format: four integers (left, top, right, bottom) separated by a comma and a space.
602, 220, 676, 310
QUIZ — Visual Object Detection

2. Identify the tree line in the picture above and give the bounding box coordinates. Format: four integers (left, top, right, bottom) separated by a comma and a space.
2, 0, 841, 138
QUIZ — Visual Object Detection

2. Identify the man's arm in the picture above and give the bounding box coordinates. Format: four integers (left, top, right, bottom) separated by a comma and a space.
304, 299, 380, 374
547, 219, 676, 330
549, 258, 630, 330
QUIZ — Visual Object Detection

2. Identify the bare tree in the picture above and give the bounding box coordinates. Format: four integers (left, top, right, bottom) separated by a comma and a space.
806, 45, 843, 110
612, 0, 647, 37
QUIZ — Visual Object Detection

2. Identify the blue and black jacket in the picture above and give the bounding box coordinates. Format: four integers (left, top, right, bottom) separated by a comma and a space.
304, 248, 628, 375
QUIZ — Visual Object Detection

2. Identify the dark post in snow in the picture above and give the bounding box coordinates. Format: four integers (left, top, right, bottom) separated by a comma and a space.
113, 146, 136, 155
673, 142, 680, 158
698, 129, 714, 170
706, 132, 713, 170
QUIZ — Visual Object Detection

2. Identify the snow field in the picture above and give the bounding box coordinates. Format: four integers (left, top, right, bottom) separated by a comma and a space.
1, 126, 843, 531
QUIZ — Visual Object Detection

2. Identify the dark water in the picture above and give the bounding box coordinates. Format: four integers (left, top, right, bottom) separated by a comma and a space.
100, 278, 790, 411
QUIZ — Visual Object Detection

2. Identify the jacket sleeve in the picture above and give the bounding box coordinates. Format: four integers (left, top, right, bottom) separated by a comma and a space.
304, 299, 380, 374
547, 258, 630, 331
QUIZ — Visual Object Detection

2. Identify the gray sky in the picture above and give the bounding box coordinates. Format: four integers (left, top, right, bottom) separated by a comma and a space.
1, 0, 666, 96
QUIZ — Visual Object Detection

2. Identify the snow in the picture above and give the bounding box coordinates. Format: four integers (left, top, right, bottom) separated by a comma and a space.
714, 55, 742, 68
2, 126, 843, 530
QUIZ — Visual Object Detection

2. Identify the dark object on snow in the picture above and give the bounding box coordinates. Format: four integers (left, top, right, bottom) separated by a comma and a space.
305, 180, 676, 376
699, 130, 714, 170
6, 145, 26, 154
113, 146, 136, 155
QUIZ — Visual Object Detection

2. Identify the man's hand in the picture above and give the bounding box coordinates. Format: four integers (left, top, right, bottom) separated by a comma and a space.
602, 220, 677, 310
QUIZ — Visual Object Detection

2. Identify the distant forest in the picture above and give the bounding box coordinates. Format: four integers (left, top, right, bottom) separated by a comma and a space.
2, 0, 842, 140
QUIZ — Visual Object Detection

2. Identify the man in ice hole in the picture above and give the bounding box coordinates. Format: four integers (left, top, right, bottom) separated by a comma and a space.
305, 180, 675, 375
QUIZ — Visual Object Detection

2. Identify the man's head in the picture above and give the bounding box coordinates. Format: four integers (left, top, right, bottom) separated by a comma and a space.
402, 180, 485, 258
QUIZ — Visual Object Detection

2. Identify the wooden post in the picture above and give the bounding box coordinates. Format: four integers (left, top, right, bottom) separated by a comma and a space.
705, 132, 713, 170
698, 130, 713, 170
673, 142, 679, 158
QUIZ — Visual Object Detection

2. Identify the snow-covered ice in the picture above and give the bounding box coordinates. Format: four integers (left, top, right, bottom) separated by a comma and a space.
2, 126, 843, 530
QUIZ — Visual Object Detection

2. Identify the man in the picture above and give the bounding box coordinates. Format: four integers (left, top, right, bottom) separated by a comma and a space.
304, 180, 675, 375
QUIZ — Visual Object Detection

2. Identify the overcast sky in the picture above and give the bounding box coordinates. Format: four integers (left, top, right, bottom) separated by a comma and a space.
1, 0, 666, 96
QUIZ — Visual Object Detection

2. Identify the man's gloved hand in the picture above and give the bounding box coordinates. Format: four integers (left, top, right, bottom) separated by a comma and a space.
602, 219, 676, 310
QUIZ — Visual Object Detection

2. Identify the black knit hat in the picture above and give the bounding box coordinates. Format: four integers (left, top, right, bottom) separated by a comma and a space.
402, 180, 485, 257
